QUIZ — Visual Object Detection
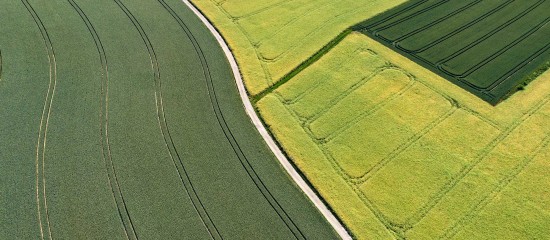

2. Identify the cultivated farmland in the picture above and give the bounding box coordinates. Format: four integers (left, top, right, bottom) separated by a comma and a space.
257, 32, 550, 239
0, 0, 337, 239
190, 0, 406, 95
192, 0, 550, 239
355, 0, 550, 104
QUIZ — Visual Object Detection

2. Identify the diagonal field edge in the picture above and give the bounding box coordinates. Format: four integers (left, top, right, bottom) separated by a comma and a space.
181, 1, 352, 239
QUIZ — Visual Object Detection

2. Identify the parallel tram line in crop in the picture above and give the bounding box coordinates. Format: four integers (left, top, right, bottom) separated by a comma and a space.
438, 17, 550, 80
0, 50, 2, 84
231, 0, 296, 20
21, 1, 56, 239
399, 0, 517, 54
159, 1, 306, 238
406, 93, 550, 229
304, 66, 410, 126
320, 73, 415, 142
371, 0, 452, 34
207, 0, 275, 86
388, 0, 482, 44
441, 134, 550, 239
361, 0, 429, 30
281, 47, 375, 105
352, 104, 458, 185
68, 1, 138, 239
112, 0, 222, 238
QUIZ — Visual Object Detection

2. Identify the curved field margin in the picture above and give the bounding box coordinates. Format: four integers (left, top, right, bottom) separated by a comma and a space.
0, 0, 338, 239
181, 0, 352, 239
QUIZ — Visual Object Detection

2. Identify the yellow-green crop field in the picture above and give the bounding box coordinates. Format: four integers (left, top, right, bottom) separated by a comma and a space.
258, 32, 550, 239
191, 0, 406, 96
193, 0, 550, 239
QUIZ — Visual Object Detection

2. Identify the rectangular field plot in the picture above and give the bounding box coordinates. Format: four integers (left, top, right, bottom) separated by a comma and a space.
355, 0, 550, 105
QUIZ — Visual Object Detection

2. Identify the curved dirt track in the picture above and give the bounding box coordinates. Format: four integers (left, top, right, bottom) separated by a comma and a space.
0, 0, 338, 239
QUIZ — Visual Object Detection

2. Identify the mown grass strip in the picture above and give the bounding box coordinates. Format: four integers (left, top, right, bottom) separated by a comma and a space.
252, 28, 352, 103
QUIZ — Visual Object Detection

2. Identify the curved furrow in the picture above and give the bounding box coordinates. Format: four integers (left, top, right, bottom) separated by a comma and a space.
112, 1, 222, 239
402, 0, 517, 54
21, 1, 56, 239
0, 50, 3, 84
157, 1, 306, 239
439, 17, 550, 79
433, 0, 546, 71
68, 1, 138, 239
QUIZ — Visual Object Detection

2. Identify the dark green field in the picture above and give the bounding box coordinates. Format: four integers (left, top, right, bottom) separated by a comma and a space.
355, 0, 550, 105
0, 0, 337, 239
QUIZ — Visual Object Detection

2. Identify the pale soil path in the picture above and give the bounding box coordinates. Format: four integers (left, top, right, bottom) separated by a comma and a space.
182, 1, 352, 239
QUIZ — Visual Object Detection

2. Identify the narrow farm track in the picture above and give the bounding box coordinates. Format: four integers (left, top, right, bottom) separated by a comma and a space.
0, 0, 338, 239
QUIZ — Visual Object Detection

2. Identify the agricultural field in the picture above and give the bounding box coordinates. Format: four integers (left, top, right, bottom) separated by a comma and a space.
355, 0, 550, 105
257, 32, 550, 239
0, 0, 337, 239
190, 0, 407, 96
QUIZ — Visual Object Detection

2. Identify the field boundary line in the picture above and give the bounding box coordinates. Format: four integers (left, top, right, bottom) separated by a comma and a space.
183, 1, 352, 239
252, 28, 352, 102
282, 47, 374, 105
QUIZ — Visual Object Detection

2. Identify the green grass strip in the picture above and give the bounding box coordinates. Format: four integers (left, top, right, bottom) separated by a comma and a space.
516, 60, 550, 91
252, 28, 353, 103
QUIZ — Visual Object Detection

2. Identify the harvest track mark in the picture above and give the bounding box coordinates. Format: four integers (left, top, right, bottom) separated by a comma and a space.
274, 94, 400, 238
370, 0, 453, 34
389, 0, 483, 43
68, 1, 138, 239
352, 105, 457, 184
305, 66, 407, 125
257, 6, 366, 63
0, 50, 3, 84
398, 0, 518, 54
441, 134, 550, 239
232, 0, 296, 20
255, 1, 334, 47
208, 0, 275, 86
438, 17, 550, 79
21, 1, 56, 239
113, 0, 222, 238
279, 47, 373, 105
406, 93, 550, 229
165, 0, 306, 238
320, 72, 415, 143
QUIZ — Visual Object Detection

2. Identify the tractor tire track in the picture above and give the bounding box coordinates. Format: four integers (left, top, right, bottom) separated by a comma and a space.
68, 1, 138, 239
158, 1, 306, 239
21, 1, 57, 239
112, 1, 222, 239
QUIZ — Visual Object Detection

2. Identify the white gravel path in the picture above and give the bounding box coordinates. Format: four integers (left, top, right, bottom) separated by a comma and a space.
182, 1, 352, 239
